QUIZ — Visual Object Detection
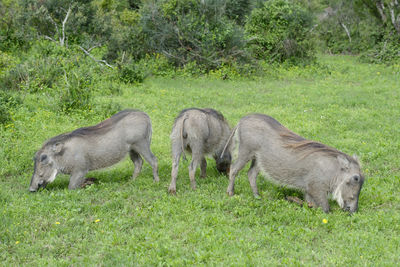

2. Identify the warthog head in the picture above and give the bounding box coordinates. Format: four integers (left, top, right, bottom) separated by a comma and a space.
215, 151, 232, 175
333, 155, 365, 213
29, 143, 63, 192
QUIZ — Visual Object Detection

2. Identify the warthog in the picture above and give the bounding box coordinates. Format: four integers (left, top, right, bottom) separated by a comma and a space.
225, 114, 364, 213
29, 109, 160, 192
168, 108, 232, 194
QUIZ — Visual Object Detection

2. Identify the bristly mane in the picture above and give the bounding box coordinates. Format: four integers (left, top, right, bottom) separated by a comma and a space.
173, 108, 227, 126
256, 115, 357, 163
44, 109, 139, 146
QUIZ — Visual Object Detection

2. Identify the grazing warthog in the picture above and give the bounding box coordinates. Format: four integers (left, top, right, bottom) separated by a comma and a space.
168, 108, 232, 194
29, 109, 159, 192
225, 114, 364, 213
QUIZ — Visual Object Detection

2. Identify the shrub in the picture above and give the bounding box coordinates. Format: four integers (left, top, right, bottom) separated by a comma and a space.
245, 0, 315, 64
0, 51, 18, 77
119, 53, 175, 83
119, 62, 146, 84
315, 2, 383, 54
359, 33, 400, 64
59, 71, 93, 113
0, 41, 68, 92
0, 90, 21, 124
140, 0, 250, 71
93, 101, 123, 119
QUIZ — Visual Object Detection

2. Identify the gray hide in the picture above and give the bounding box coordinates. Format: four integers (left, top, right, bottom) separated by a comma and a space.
225, 114, 364, 213
29, 109, 159, 192
168, 108, 232, 193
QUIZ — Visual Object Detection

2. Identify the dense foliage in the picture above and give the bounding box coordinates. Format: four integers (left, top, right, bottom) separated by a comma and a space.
245, 0, 315, 63
140, 0, 250, 70
312, 0, 400, 63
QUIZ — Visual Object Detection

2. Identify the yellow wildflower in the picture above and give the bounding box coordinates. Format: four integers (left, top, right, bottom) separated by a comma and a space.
322, 219, 328, 224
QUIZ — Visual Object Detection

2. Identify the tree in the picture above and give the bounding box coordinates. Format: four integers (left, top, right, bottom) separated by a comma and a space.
358, 0, 400, 34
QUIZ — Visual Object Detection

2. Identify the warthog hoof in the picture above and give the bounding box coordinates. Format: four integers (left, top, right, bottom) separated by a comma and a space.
81, 177, 97, 188
227, 190, 234, 196
168, 186, 176, 195
154, 177, 160, 183
285, 196, 316, 208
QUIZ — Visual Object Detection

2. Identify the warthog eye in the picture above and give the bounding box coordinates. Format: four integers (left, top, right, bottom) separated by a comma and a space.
40, 154, 48, 162
353, 175, 360, 182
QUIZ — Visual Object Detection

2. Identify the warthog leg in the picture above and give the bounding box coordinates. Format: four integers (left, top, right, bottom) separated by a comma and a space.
132, 142, 160, 182
307, 183, 330, 213
169, 140, 182, 194
305, 193, 317, 207
81, 177, 97, 188
287, 195, 316, 208
247, 159, 260, 198
227, 146, 252, 196
68, 171, 88, 190
129, 150, 143, 180
188, 157, 201, 190
188, 144, 205, 190
200, 157, 207, 179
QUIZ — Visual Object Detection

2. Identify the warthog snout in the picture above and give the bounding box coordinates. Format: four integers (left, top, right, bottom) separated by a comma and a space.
29, 179, 47, 192
343, 200, 358, 214
29, 187, 37, 193
216, 163, 230, 175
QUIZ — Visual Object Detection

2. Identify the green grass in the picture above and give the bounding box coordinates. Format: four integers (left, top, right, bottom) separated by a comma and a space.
1, 55, 400, 265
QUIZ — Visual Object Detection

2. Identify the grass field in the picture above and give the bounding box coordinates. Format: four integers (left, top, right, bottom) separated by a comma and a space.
1, 55, 400, 265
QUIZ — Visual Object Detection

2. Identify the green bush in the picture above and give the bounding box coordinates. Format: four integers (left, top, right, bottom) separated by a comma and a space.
119, 63, 146, 84
59, 71, 93, 113
359, 33, 400, 64
93, 101, 123, 119
315, 2, 382, 55
1, 40, 118, 114
140, 0, 250, 71
0, 41, 69, 92
119, 53, 175, 83
245, 0, 315, 64
0, 90, 21, 124
0, 51, 18, 77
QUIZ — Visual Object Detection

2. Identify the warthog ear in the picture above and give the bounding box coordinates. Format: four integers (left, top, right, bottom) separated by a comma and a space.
352, 154, 361, 166
51, 143, 64, 154
337, 155, 350, 170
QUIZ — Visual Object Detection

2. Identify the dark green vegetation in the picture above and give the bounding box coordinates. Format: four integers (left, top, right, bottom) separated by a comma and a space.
1, 55, 400, 265
1, 0, 400, 75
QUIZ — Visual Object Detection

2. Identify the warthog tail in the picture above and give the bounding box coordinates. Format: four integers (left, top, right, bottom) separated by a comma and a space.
220, 125, 238, 159
181, 114, 188, 161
